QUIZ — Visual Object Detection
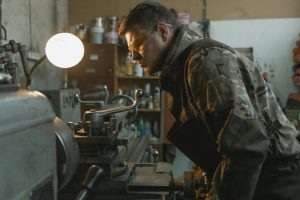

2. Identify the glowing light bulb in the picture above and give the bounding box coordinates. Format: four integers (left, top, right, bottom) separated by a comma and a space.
45, 33, 84, 68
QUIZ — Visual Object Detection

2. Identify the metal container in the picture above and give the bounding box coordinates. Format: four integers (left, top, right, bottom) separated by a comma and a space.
89, 17, 104, 44
104, 16, 118, 44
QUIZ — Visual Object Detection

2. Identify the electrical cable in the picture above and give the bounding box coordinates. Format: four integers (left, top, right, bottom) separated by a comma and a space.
201, 0, 210, 38
1, 25, 6, 40
202, 0, 207, 21
0, 0, 3, 41
28, 0, 33, 50
29, 55, 47, 75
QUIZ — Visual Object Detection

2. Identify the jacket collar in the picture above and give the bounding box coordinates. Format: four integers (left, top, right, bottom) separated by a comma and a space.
160, 26, 202, 92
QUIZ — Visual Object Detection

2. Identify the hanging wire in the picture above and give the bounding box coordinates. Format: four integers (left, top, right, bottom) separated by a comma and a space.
0, 1, 7, 41
28, 0, 33, 50
202, 0, 207, 20
0, 0, 3, 41
201, 0, 210, 38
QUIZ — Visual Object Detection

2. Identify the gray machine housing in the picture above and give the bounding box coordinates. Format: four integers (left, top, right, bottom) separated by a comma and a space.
41, 88, 81, 123
0, 87, 57, 200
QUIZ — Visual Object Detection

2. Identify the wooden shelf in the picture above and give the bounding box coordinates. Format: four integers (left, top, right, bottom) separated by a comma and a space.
116, 75, 159, 80
138, 108, 161, 113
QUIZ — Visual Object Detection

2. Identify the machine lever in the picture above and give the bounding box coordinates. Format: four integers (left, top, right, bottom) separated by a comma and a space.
75, 165, 104, 200
74, 93, 105, 107
82, 89, 144, 121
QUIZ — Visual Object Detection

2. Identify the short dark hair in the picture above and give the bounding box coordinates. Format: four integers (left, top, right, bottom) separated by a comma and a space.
293, 63, 300, 72
118, 1, 178, 36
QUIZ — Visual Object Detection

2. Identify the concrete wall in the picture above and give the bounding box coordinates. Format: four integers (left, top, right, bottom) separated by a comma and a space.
210, 19, 300, 105
2, 0, 68, 90
68, 0, 300, 25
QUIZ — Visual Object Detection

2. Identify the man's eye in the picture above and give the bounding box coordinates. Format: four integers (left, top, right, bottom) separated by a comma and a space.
137, 45, 145, 52
131, 35, 146, 51
294, 74, 300, 77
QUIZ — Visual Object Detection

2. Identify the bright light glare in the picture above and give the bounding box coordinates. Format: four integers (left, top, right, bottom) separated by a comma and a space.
45, 33, 84, 68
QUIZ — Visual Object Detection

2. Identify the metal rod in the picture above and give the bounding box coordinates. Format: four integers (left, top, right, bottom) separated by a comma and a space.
29, 55, 47, 75
91, 89, 144, 116
202, 0, 207, 20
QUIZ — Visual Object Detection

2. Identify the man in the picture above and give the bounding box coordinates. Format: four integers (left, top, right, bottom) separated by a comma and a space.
118, 1, 300, 199
292, 63, 300, 87
286, 63, 300, 109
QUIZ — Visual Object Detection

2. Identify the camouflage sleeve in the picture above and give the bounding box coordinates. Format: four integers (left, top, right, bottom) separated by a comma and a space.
187, 47, 270, 200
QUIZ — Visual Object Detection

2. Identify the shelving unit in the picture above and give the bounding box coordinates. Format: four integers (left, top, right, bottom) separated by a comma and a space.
68, 43, 119, 96
114, 74, 164, 144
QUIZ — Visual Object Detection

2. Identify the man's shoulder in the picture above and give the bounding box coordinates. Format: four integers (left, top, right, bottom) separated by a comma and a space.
190, 38, 235, 53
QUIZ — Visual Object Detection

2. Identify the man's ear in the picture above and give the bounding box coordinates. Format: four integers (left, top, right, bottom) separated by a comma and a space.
157, 23, 169, 41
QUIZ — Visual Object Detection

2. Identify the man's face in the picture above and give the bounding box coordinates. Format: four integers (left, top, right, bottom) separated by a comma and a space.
125, 26, 168, 75
293, 68, 300, 86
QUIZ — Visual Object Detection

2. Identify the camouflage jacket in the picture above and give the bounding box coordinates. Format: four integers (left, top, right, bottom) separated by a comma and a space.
160, 27, 300, 200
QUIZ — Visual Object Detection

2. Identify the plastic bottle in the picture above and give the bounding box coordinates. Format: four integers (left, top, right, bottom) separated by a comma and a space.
130, 124, 138, 138
153, 121, 160, 138
139, 97, 146, 108
144, 120, 152, 136
137, 117, 145, 136
125, 52, 133, 76
144, 83, 151, 96
134, 62, 143, 77
148, 95, 154, 109
153, 86, 160, 109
